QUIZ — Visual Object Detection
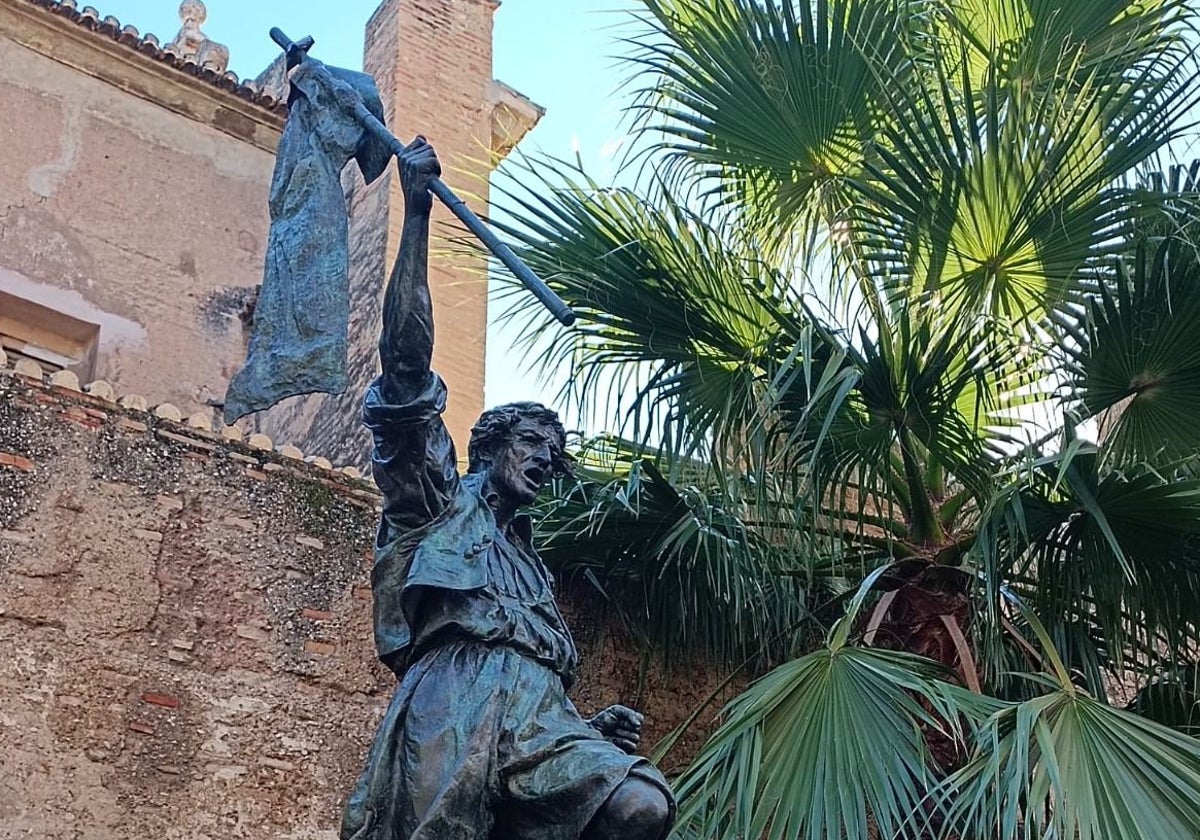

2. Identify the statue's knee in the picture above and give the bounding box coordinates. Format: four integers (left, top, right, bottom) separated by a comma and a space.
604, 778, 671, 837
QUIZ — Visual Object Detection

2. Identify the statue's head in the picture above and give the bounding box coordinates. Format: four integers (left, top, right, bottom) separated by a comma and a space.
468, 402, 571, 507
179, 0, 207, 28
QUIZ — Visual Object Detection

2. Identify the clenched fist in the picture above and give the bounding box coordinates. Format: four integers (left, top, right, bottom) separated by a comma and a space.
587, 705, 644, 755
398, 136, 441, 215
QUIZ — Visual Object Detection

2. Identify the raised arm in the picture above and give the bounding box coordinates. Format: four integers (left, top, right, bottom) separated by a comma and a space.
364, 138, 458, 536
379, 137, 440, 402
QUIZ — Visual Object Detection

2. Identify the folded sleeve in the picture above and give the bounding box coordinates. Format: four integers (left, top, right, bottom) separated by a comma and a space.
362, 371, 460, 540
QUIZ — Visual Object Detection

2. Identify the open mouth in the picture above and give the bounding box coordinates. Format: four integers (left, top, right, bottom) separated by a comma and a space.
523, 467, 545, 487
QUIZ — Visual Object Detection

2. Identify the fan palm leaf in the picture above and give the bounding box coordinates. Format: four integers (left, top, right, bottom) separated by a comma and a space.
1069, 237, 1200, 466
628, 0, 921, 250
671, 570, 996, 840
855, 33, 1195, 326
934, 612, 1200, 840
491, 158, 799, 457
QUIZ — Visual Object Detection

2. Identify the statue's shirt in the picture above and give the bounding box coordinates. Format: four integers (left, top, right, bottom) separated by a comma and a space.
409, 523, 579, 681
361, 370, 577, 679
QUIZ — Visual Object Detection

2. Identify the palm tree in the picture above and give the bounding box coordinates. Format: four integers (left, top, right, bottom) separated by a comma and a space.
492, 0, 1200, 836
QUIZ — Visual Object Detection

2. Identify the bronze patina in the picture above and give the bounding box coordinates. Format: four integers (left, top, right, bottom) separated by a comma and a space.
230, 28, 675, 840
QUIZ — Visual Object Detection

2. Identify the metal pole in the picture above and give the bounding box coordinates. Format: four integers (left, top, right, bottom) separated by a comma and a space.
270, 28, 577, 328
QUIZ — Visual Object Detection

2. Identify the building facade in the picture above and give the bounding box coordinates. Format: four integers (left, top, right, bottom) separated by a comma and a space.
0, 0, 541, 465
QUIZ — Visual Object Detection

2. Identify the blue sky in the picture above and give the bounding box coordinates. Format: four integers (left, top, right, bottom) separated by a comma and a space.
94, 0, 646, 412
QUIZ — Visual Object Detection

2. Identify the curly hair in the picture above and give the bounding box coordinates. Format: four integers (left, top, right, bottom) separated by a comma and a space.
467, 402, 572, 477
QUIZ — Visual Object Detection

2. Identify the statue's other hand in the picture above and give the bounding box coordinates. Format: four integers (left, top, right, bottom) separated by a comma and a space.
588, 704, 644, 755
398, 136, 441, 215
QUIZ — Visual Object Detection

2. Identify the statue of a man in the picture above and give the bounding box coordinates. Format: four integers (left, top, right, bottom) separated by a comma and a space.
340, 138, 675, 840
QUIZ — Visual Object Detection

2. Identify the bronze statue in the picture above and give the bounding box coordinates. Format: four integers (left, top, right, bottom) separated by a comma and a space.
225, 29, 674, 837
339, 139, 675, 840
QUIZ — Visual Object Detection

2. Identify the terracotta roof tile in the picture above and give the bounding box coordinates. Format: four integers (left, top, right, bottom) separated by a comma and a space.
22, 0, 286, 115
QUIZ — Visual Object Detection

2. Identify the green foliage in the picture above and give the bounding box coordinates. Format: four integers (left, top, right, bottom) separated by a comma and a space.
934, 614, 1200, 840
671, 571, 998, 840
936, 690, 1200, 840
1070, 238, 1200, 465
536, 446, 814, 666
488, 0, 1200, 836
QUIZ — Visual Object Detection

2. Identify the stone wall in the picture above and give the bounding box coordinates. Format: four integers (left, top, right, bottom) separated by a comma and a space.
0, 363, 729, 839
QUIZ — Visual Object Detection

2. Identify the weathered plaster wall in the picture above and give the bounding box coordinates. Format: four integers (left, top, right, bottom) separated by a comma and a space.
0, 15, 278, 416
2, 0, 538, 473
0, 365, 727, 839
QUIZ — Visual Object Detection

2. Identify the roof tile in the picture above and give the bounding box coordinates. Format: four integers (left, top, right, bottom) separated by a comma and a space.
23, 0, 285, 116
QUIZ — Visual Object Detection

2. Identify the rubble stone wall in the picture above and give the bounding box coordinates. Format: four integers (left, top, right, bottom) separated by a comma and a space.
0, 366, 729, 839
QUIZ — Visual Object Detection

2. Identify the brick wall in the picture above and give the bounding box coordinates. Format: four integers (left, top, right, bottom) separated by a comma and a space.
0, 362, 729, 839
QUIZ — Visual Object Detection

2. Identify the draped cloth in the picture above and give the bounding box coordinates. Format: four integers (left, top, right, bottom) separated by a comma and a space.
223, 60, 390, 423
339, 373, 675, 840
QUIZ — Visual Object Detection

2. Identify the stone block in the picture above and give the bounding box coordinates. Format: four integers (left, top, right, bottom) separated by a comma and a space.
187, 411, 213, 431
0, 452, 35, 472
154, 403, 183, 422
156, 495, 184, 511
49, 369, 81, 391
235, 624, 270, 642
119, 394, 149, 411
141, 692, 181, 709
84, 380, 116, 401
221, 516, 256, 532
14, 358, 44, 380
247, 433, 273, 451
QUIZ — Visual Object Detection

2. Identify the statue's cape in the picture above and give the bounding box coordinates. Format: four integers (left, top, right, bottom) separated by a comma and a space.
223, 60, 390, 424
371, 473, 495, 671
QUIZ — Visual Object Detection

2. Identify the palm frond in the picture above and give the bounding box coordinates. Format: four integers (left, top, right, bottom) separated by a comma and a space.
855, 25, 1197, 327
534, 447, 813, 666
973, 436, 1200, 695
937, 690, 1200, 840
942, 0, 1190, 99
627, 0, 922, 249
490, 156, 800, 459
935, 611, 1200, 840
1068, 236, 1200, 467
671, 569, 996, 840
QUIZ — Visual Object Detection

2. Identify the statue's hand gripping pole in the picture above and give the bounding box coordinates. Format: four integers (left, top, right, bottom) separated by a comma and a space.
270, 27, 577, 328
